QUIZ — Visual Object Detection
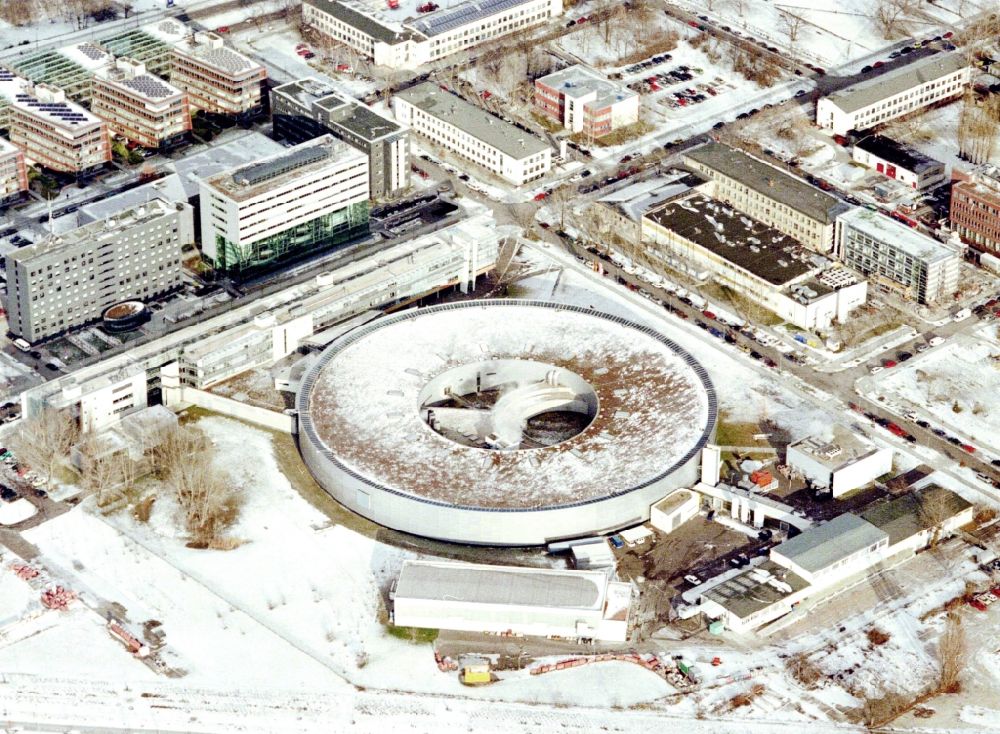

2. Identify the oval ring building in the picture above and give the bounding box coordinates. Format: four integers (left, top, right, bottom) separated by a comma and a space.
296, 300, 716, 545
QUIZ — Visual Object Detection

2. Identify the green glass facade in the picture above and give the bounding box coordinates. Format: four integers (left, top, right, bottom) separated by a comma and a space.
212, 201, 369, 275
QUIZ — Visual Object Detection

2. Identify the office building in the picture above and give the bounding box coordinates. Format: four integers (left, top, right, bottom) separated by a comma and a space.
950, 165, 1000, 256
271, 78, 409, 199
683, 143, 844, 253
534, 64, 639, 138
6, 82, 111, 175
835, 206, 961, 304
852, 135, 945, 190
169, 32, 267, 118
4, 198, 192, 343
0, 137, 28, 205
303, 0, 562, 71
642, 193, 868, 330
92, 58, 191, 150
394, 82, 551, 186
817, 53, 970, 135
199, 135, 369, 275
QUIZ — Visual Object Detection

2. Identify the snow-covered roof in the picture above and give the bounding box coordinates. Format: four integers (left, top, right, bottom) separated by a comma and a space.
302, 301, 714, 510
535, 64, 636, 110
823, 53, 968, 114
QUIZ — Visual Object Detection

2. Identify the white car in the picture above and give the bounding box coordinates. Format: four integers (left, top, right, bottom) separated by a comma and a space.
928, 336, 945, 347
870, 366, 884, 375
904, 411, 917, 421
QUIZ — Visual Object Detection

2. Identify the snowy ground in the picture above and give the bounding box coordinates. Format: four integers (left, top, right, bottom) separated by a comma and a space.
872, 323, 1000, 453
0, 498, 37, 526
672, 0, 990, 69
885, 100, 1000, 178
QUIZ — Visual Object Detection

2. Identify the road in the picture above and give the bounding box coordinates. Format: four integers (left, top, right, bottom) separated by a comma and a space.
552, 235, 1000, 499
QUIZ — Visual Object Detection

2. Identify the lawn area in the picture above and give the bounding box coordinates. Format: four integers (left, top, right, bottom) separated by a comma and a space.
714, 410, 771, 448
387, 625, 439, 644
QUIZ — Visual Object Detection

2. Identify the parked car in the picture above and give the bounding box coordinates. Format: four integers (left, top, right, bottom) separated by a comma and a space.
684, 574, 702, 586
609, 535, 625, 549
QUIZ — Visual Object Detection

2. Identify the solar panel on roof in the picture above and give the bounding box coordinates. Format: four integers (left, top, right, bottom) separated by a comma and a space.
234, 145, 330, 186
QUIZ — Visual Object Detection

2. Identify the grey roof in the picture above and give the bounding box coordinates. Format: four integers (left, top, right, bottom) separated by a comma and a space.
396, 82, 549, 160
861, 485, 972, 547
772, 513, 887, 574
408, 0, 529, 37
702, 561, 809, 619
599, 168, 706, 221
395, 560, 604, 609
823, 53, 968, 114
169, 130, 286, 198
684, 143, 842, 224
837, 206, 960, 264
854, 135, 943, 175
644, 193, 815, 286
78, 173, 188, 224
304, 0, 405, 44
536, 64, 636, 110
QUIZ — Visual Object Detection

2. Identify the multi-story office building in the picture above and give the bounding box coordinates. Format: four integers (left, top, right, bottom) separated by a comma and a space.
393, 82, 551, 186
0, 137, 28, 205
169, 32, 266, 118
817, 53, 969, 135
835, 206, 960, 304
6, 82, 111, 176
852, 135, 946, 190
950, 165, 1000, 256
5, 198, 192, 343
642, 192, 867, 330
303, 0, 562, 71
91, 57, 191, 150
684, 142, 845, 253
199, 135, 369, 275
534, 64, 639, 138
271, 78, 409, 199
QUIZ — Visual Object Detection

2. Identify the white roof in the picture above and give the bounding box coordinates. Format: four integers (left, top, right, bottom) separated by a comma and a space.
619, 526, 654, 542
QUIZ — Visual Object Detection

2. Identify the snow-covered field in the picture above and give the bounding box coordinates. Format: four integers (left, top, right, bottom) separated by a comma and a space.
874, 324, 1000, 452
0, 498, 37, 525
673, 0, 990, 69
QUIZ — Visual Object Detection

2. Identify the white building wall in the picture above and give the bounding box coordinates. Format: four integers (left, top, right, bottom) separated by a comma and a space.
830, 448, 893, 497
771, 539, 887, 587
78, 371, 149, 432
608, 94, 640, 129
650, 490, 699, 535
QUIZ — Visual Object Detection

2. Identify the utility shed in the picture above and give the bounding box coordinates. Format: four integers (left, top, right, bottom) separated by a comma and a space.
770, 513, 888, 586
392, 560, 631, 641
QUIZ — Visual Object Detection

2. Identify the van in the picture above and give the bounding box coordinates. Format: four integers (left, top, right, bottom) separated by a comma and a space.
12, 338, 30, 352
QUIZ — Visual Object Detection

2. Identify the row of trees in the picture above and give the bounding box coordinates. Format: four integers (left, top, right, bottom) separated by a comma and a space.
0, 0, 119, 30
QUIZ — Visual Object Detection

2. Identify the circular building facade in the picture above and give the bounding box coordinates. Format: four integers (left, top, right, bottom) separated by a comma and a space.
296, 300, 716, 545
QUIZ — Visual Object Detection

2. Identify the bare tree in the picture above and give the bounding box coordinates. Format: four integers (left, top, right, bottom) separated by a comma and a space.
10, 408, 79, 484
937, 612, 966, 693
957, 91, 999, 164
874, 0, 913, 40
489, 236, 523, 296
0, 0, 42, 25
916, 487, 959, 548
779, 11, 804, 47
549, 185, 575, 231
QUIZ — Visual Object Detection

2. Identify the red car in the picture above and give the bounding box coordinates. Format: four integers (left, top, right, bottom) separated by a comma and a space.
481, 90, 492, 99
991, 587, 1000, 598
577, 15, 588, 23
943, 31, 953, 39
873, 61, 884, 68
215, 25, 230, 33
883, 359, 898, 368
970, 598, 988, 612
962, 444, 976, 453
887, 423, 906, 437
533, 192, 547, 201
702, 310, 716, 319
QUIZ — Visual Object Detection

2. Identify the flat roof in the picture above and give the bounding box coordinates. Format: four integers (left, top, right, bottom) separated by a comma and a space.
600, 168, 706, 221
79, 173, 188, 224
855, 135, 943, 174
644, 193, 815, 286
536, 64, 636, 109
823, 53, 968, 115
204, 135, 364, 201
703, 560, 809, 620
10, 85, 102, 129
861, 485, 972, 547
684, 143, 842, 224
653, 488, 695, 514
409, 0, 532, 37
789, 429, 880, 471
304, 0, 404, 44
170, 131, 286, 199
173, 34, 264, 76
9, 198, 178, 262
838, 206, 960, 264
396, 82, 549, 159
395, 560, 607, 609
772, 513, 887, 574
